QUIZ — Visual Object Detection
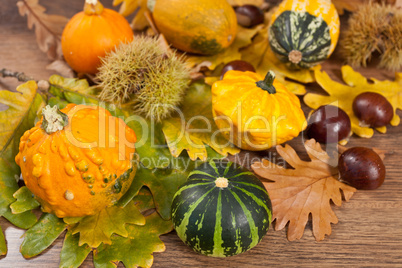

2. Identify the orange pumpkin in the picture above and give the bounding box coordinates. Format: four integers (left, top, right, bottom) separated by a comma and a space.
61, 0, 134, 74
15, 104, 137, 218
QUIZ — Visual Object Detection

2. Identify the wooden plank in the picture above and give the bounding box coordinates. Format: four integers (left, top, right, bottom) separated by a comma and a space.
0, 0, 401, 267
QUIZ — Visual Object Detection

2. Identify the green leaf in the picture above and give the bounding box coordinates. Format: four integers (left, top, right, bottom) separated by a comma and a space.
93, 212, 173, 268
10, 186, 40, 214
60, 230, 92, 268
0, 225, 7, 256
48, 75, 172, 168
3, 208, 37, 229
20, 213, 67, 258
71, 201, 145, 248
0, 81, 45, 216
123, 165, 188, 220
132, 187, 155, 213
162, 81, 240, 161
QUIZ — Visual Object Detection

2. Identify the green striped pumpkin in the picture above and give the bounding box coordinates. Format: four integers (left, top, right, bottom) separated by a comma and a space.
268, 0, 340, 69
171, 160, 272, 257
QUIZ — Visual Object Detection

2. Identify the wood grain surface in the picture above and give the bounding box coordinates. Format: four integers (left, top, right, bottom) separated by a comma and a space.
1, 0, 401, 267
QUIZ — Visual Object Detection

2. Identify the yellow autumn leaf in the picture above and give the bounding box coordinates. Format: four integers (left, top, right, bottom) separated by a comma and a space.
68, 201, 145, 248
113, 0, 149, 30
186, 25, 263, 72
241, 27, 316, 95
304, 65, 402, 138
161, 81, 240, 161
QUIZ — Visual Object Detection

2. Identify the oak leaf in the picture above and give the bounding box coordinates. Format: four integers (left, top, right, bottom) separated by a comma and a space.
17, 0, 69, 60
113, 0, 150, 30
10, 186, 40, 214
93, 211, 173, 268
161, 81, 240, 161
20, 213, 67, 258
67, 201, 146, 248
251, 139, 356, 241
304, 65, 402, 138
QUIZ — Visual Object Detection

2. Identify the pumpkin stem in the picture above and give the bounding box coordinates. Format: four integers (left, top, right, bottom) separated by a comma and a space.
84, 0, 104, 15
289, 50, 302, 64
215, 177, 229, 188
256, 71, 276, 94
41, 105, 69, 134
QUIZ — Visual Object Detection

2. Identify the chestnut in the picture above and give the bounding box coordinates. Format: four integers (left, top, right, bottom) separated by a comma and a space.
353, 92, 393, 128
235, 5, 265, 28
338, 147, 385, 190
221, 60, 255, 78
305, 105, 351, 143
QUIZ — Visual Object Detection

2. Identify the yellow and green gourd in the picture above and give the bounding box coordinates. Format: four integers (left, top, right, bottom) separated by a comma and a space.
269, 0, 340, 68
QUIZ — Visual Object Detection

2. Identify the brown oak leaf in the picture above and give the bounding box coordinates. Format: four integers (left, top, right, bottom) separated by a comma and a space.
251, 139, 356, 241
17, 0, 69, 60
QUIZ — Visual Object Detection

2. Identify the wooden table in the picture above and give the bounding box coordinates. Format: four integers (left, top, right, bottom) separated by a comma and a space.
1, 0, 401, 267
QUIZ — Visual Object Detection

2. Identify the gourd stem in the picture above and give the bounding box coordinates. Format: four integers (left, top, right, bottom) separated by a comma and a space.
256, 71, 276, 94
84, 0, 104, 15
41, 105, 69, 134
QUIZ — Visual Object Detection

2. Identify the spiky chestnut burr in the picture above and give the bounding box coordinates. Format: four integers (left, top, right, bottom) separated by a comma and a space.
340, 2, 402, 71
97, 36, 191, 122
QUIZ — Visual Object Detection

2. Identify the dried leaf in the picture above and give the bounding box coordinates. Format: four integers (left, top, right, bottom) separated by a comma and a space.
113, 0, 150, 30
93, 212, 173, 268
46, 60, 75, 78
186, 25, 263, 73
17, 0, 69, 60
304, 66, 402, 138
69, 201, 146, 248
241, 28, 315, 95
10, 186, 40, 214
20, 213, 67, 258
251, 139, 356, 241
162, 81, 240, 161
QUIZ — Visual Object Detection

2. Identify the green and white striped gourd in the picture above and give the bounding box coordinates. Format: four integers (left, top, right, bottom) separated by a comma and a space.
171, 160, 272, 257
268, 0, 340, 68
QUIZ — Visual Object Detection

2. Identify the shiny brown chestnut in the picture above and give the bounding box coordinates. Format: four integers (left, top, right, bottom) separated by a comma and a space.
353, 92, 393, 128
338, 147, 385, 190
221, 60, 256, 78
305, 105, 351, 143
235, 5, 265, 28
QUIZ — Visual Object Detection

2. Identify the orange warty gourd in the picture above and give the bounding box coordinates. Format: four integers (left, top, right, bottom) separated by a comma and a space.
61, 0, 134, 74
15, 104, 137, 218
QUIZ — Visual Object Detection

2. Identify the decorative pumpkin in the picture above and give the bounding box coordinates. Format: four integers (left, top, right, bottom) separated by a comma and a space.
172, 160, 272, 257
61, 0, 134, 74
15, 104, 137, 218
212, 70, 306, 151
268, 0, 340, 68
149, 0, 237, 55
